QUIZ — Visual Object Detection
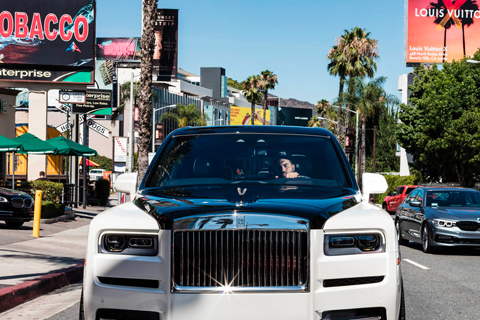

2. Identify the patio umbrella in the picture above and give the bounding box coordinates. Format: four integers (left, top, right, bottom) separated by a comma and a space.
12, 133, 57, 154
47, 136, 98, 156
79, 158, 100, 167
0, 135, 22, 152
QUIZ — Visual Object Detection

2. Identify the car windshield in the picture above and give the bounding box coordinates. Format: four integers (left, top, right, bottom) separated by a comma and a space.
426, 190, 480, 207
146, 133, 352, 189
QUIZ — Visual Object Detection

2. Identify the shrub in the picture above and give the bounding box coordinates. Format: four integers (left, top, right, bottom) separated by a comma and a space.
374, 174, 422, 204
89, 155, 113, 171
95, 178, 111, 206
28, 180, 63, 202
41, 201, 65, 219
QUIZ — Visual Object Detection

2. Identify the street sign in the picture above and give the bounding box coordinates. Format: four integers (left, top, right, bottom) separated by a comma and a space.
56, 122, 74, 133
86, 119, 110, 138
72, 89, 112, 114
59, 90, 87, 104
54, 104, 70, 115
79, 114, 94, 124
114, 137, 127, 162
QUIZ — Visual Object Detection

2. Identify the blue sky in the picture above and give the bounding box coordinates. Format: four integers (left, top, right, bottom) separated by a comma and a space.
96, 0, 412, 105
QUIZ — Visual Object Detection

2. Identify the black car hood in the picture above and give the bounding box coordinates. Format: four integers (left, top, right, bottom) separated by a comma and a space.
135, 184, 359, 229
427, 206, 480, 220
0, 188, 30, 197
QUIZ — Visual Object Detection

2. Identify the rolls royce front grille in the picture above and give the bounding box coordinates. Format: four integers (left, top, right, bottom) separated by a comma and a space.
172, 229, 309, 291
456, 221, 479, 231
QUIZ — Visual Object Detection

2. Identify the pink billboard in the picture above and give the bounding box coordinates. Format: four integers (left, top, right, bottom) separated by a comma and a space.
406, 0, 480, 64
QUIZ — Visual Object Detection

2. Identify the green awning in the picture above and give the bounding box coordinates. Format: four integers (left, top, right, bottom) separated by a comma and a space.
13, 133, 57, 154
47, 136, 98, 156
0, 135, 21, 152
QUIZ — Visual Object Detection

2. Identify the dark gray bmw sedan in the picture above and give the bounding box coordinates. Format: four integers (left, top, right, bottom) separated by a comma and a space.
395, 187, 480, 253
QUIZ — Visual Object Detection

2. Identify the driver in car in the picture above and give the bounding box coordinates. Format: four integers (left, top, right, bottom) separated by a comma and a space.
275, 157, 299, 179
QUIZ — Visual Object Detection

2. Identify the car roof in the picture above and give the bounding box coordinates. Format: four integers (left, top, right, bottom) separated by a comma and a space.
169, 125, 336, 138
419, 187, 477, 192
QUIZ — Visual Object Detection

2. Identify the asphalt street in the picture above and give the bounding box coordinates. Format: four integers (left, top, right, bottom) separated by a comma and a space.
2, 241, 480, 320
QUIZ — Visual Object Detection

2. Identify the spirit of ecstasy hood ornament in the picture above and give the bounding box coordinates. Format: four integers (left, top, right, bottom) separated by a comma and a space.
237, 187, 247, 206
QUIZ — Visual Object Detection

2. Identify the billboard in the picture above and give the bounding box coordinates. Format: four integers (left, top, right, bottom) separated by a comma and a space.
230, 106, 271, 125
153, 9, 178, 81
96, 37, 141, 61
276, 106, 312, 126
72, 89, 112, 114
0, 0, 95, 68
405, 0, 480, 64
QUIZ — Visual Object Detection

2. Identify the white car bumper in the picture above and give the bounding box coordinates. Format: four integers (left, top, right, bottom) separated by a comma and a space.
83, 230, 402, 320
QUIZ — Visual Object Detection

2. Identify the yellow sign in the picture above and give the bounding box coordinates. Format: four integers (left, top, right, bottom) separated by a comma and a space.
230, 106, 271, 125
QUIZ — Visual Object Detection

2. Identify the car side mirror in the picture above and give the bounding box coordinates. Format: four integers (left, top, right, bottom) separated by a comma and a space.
113, 173, 138, 201
409, 200, 422, 207
362, 173, 388, 202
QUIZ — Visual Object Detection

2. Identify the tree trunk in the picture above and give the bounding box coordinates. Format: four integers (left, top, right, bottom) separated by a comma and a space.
251, 101, 255, 125
137, 0, 158, 180
462, 24, 466, 57
263, 89, 268, 125
336, 77, 345, 139
361, 119, 366, 176
343, 78, 355, 152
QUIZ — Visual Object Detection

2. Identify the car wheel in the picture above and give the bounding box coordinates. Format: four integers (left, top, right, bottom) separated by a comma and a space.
382, 203, 388, 212
398, 281, 406, 320
396, 219, 409, 246
79, 288, 85, 320
5, 221, 24, 228
422, 223, 434, 253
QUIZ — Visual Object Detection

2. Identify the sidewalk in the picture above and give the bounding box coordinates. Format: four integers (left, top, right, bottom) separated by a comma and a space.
0, 193, 119, 313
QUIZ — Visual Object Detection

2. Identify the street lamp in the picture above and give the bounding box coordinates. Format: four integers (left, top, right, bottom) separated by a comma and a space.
152, 104, 176, 152
328, 105, 359, 181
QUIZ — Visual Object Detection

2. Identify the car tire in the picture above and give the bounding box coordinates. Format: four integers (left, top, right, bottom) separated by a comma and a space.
79, 288, 85, 320
5, 221, 24, 228
422, 223, 434, 253
396, 219, 409, 246
399, 281, 406, 320
382, 203, 388, 212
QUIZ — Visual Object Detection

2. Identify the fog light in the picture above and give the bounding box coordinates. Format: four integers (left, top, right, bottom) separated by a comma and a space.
105, 235, 126, 252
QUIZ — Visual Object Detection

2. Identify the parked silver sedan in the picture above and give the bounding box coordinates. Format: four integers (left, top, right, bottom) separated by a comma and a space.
395, 187, 480, 253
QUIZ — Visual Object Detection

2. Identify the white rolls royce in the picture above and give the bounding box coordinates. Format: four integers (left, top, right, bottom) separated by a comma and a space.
80, 126, 404, 320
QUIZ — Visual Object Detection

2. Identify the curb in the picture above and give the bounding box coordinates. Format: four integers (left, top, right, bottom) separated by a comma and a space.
0, 263, 84, 313
41, 209, 76, 224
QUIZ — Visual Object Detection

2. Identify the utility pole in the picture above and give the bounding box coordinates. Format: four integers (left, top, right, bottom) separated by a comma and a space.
373, 126, 377, 173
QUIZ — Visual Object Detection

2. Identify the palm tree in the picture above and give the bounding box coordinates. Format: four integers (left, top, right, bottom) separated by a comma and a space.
429, 0, 455, 63
459, 0, 479, 56
327, 44, 347, 138
137, 0, 157, 179
355, 77, 395, 175
336, 27, 378, 151
316, 99, 330, 128
258, 70, 278, 125
160, 103, 209, 128
241, 75, 263, 125
328, 27, 378, 142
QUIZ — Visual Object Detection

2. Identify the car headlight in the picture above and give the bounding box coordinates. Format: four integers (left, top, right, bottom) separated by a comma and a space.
324, 233, 385, 256
433, 219, 455, 228
0, 197, 8, 203
100, 233, 157, 256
